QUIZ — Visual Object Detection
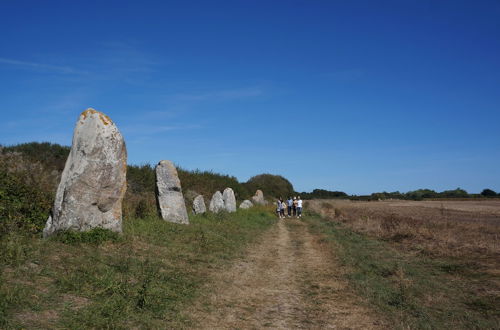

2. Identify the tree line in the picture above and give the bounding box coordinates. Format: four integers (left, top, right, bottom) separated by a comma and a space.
300, 187, 500, 201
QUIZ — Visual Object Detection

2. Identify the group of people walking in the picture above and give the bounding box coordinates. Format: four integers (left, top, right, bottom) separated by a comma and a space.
277, 196, 303, 219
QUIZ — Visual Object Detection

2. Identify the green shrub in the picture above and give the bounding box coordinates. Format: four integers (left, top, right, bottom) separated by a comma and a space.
481, 188, 497, 197
439, 188, 469, 198
244, 173, 294, 199
127, 164, 156, 194
126, 163, 254, 203
301, 189, 348, 199
178, 168, 251, 201
2, 142, 70, 172
0, 170, 52, 236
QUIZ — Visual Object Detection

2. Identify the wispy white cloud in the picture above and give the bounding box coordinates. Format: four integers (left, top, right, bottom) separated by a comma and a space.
88, 41, 165, 79
142, 108, 186, 119
40, 90, 91, 114
151, 124, 201, 133
121, 123, 201, 135
0, 41, 164, 83
173, 87, 263, 102
0, 57, 88, 75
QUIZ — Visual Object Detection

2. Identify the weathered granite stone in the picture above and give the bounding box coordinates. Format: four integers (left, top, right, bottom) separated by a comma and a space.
155, 160, 189, 224
222, 187, 237, 213
209, 191, 225, 213
43, 108, 127, 237
251, 189, 265, 205
239, 199, 253, 209
192, 195, 206, 214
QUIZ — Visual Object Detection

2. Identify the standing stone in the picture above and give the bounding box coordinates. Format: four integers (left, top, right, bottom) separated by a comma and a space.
251, 189, 265, 205
192, 195, 206, 214
239, 200, 253, 209
222, 187, 237, 213
43, 108, 127, 238
209, 191, 225, 213
155, 160, 189, 224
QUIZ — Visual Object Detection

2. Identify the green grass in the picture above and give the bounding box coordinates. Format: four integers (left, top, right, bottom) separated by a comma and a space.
304, 212, 500, 330
0, 207, 275, 328
50, 228, 122, 245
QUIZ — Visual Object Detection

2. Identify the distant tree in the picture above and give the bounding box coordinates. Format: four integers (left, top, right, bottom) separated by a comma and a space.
370, 191, 406, 200
301, 189, 348, 199
349, 194, 371, 201
244, 174, 294, 199
405, 189, 438, 200
481, 188, 497, 197
440, 188, 469, 198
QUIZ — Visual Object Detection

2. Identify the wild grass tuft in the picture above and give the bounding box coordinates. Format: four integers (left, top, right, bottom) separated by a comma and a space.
51, 228, 121, 245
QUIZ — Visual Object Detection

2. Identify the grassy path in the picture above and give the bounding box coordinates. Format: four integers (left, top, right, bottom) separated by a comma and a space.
190, 218, 382, 329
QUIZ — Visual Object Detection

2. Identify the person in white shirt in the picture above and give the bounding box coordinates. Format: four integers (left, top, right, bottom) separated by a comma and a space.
281, 200, 286, 218
276, 198, 283, 218
297, 196, 303, 218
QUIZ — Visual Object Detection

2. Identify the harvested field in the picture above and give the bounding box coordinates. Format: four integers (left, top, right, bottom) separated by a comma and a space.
386, 200, 500, 216
307, 199, 500, 328
308, 199, 500, 261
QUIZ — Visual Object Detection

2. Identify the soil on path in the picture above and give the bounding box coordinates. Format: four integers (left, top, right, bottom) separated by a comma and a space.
190, 218, 383, 329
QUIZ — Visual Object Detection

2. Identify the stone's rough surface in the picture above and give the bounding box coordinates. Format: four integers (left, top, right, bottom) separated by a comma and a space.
239, 200, 253, 209
155, 160, 189, 224
43, 108, 127, 238
192, 195, 206, 214
251, 189, 266, 205
222, 187, 237, 213
209, 191, 225, 213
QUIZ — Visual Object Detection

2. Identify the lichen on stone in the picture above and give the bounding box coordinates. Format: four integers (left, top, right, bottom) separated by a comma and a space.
80, 108, 113, 126
81, 108, 98, 120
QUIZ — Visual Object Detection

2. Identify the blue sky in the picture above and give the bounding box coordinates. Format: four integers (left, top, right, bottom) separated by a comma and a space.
1, 0, 499, 194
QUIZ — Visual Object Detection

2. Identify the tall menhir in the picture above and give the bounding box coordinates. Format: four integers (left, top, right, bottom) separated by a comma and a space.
43, 108, 127, 237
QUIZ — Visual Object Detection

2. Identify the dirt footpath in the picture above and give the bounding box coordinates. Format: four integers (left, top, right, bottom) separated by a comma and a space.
190, 219, 382, 329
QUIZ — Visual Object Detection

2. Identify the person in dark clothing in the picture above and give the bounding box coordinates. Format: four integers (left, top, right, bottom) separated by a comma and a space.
287, 197, 293, 217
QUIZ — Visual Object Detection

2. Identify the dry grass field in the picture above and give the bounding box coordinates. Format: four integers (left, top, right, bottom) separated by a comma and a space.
308, 199, 500, 263
307, 199, 500, 328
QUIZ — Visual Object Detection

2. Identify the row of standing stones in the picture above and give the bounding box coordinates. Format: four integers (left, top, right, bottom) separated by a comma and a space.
43, 109, 267, 238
